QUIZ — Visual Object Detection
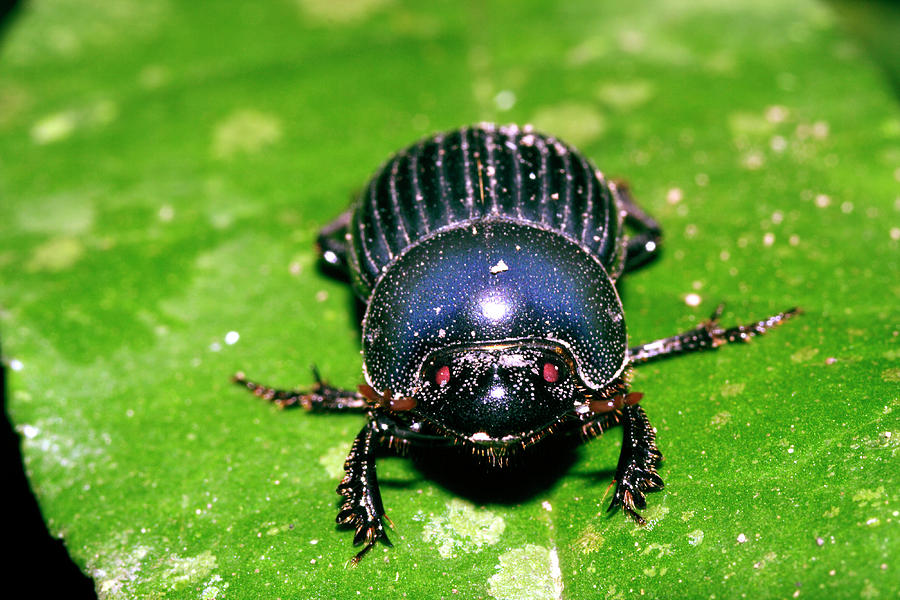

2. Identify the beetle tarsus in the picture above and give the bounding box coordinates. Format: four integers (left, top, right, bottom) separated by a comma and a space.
615, 180, 663, 273
231, 371, 306, 408
627, 305, 801, 364
608, 405, 664, 522
338, 421, 392, 562
231, 370, 367, 411
708, 306, 801, 347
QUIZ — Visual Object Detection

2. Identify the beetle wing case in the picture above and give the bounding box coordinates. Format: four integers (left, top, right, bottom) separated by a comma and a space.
347, 124, 626, 298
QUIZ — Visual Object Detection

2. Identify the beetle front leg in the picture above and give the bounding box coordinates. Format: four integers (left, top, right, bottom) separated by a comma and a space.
232, 368, 367, 412
627, 304, 800, 365
608, 404, 664, 524
338, 419, 391, 564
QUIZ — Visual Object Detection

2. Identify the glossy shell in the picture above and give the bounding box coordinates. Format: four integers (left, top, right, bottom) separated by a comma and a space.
348, 124, 629, 396
361, 220, 627, 396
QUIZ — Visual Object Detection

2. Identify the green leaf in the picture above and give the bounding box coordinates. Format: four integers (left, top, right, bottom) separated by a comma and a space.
1, 1, 897, 598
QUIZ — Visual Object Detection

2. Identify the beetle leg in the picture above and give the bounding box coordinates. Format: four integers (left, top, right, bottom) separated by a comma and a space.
627, 305, 801, 365
613, 181, 663, 272
578, 410, 622, 442
336, 412, 453, 563
317, 207, 353, 274
608, 404, 664, 524
232, 368, 367, 412
338, 419, 392, 564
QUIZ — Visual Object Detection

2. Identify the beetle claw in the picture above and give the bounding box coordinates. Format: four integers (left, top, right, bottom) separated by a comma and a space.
608, 405, 664, 525
336, 422, 392, 563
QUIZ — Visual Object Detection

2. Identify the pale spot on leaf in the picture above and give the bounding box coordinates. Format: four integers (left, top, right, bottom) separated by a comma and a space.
319, 442, 352, 479
31, 112, 76, 144
30, 100, 118, 145
575, 523, 605, 554
530, 103, 605, 148
422, 498, 505, 558
687, 529, 704, 546
710, 411, 733, 428
721, 382, 745, 397
791, 347, 819, 363
881, 368, 900, 382
212, 109, 282, 159
488, 544, 563, 600
295, 0, 392, 24
27, 237, 85, 271
595, 81, 654, 111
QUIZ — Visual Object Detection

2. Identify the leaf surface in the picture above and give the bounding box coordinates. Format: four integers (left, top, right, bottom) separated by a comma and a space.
1, 1, 897, 598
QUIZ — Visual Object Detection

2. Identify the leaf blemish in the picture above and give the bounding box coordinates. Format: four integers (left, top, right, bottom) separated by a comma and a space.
687, 529, 704, 546
710, 411, 733, 428
487, 544, 563, 600
26, 237, 85, 272
212, 109, 282, 160
319, 442, 352, 479
629, 505, 669, 533
852, 486, 885, 508
575, 523, 605, 554
421, 498, 505, 558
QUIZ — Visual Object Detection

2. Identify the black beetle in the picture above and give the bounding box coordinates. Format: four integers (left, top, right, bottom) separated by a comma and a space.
234, 123, 798, 563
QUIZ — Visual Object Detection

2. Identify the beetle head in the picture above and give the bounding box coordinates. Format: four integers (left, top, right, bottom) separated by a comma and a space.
413, 341, 583, 445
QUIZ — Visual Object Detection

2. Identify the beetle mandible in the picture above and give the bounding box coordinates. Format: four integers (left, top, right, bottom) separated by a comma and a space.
234, 123, 798, 563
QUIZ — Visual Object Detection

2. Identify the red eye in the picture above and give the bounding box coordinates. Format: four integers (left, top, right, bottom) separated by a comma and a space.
542, 362, 559, 383
435, 365, 451, 386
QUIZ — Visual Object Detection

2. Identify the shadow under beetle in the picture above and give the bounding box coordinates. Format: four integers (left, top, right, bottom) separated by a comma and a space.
234, 123, 798, 563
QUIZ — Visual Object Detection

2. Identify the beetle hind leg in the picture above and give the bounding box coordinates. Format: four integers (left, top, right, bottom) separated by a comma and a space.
608, 404, 664, 524
317, 208, 353, 274
338, 421, 392, 564
614, 181, 663, 273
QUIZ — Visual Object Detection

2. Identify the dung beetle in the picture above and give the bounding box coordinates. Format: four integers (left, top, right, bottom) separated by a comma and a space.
234, 123, 798, 563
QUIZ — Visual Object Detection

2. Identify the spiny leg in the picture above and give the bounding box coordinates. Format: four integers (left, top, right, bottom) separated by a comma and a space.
613, 180, 663, 273
231, 367, 367, 412
628, 305, 800, 365
578, 410, 623, 443
338, 412, 459, 563
234, 369, 446, 562
338, 419, 391, 564
608, 404, 664, 524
